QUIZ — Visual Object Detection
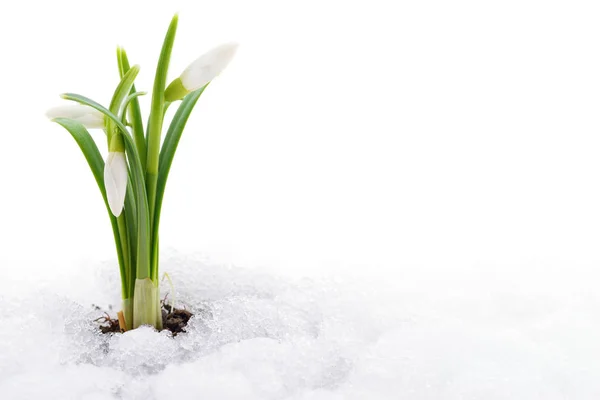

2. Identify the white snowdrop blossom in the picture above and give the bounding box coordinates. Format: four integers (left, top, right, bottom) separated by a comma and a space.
104, 152, 128, 217
165, 42, 238, 101
46, 104, 105, 129
181, 42, 238, 91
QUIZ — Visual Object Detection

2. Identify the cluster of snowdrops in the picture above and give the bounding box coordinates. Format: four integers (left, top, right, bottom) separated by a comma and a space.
46, 14, 237, 331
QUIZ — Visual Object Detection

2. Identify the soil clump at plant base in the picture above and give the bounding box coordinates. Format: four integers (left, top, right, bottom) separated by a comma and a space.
95, 304, 193, 336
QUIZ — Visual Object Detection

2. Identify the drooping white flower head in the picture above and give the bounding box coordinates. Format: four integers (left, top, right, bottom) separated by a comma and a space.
46, 104, 105, 129
104, 152, 128, 217
180, 42, 238, 91
165, 42, 238, 101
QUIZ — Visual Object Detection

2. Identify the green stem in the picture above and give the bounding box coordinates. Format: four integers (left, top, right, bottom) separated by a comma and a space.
133, 278, 160, 329
116, 215, 130, 297
122, 298, 133, 331
109, 212, 127, 299
152, 235, 159, 281
124, 177, 137, 299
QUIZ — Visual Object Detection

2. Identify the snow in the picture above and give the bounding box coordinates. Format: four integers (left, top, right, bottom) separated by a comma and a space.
3, 0, 600, 398
1, 254, 600, 399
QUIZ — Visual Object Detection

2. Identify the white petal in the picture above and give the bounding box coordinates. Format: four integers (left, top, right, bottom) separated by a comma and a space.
46, 104, 85, 120
76, 113, 105, 129
180, 42, 238, 91
104, 152, 128, 217
46, 104, 105, 129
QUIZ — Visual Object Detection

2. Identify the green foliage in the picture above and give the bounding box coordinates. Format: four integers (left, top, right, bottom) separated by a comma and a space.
51, 118, 127, 296
50, 15, 223, 330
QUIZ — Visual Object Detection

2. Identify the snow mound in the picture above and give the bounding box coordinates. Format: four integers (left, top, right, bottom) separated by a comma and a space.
1, 254, 600, 399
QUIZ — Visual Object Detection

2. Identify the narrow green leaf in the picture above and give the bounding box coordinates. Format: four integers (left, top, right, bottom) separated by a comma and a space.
124, 174, 137, 297
147, 14, 178, 175
120, 91, 147, 123
124, 130, 151, 281
118, 48, 147, 170
153, 87, 205, 236
53, 118, 106, 197
106, 65, 140, 153
109, 65, 140, 114
145, 14, 179, 281
61, 93, 135, 145
146, 15, 179, 265
52, 117, 129, 297
61, 93, 152, 281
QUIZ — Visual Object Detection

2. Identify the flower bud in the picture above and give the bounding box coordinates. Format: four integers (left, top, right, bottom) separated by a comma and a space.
104, 151, 128, 216
46, 104, 105, 129
165, 42, 238, 101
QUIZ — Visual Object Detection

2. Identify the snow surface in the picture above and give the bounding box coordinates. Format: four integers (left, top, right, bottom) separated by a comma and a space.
1, 253, 600, 399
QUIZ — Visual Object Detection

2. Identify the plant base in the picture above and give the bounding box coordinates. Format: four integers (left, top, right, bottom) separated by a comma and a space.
96, 303, 194, 337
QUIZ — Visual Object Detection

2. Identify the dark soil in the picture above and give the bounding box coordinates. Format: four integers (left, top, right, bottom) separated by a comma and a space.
95, 313, 121, 334
95, 303, 194, 337
161, 304, 193, 336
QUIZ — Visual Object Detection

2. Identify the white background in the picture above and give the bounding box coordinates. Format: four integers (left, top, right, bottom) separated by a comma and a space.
1, 0, 600, 283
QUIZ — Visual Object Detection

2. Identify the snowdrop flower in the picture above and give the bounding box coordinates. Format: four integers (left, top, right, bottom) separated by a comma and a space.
104, 151, 128, 217
46, 104, 105, 129
165, 42, 238, 101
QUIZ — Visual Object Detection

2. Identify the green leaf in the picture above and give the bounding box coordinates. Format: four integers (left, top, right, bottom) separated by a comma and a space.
61, 93, 152, 281
106, 64, 139, 152
118, 48, 147, 171
145, 15, 179, 267
147, 14, 178, 174
109, 64, 140, 115
145, 14, 179, 280
52, 117, 128, 297
153, 87, 205, 236
124, 171, 138, 298
120, 91, 147, 123
107, 66, 141, 287
62, 93, 133, 142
